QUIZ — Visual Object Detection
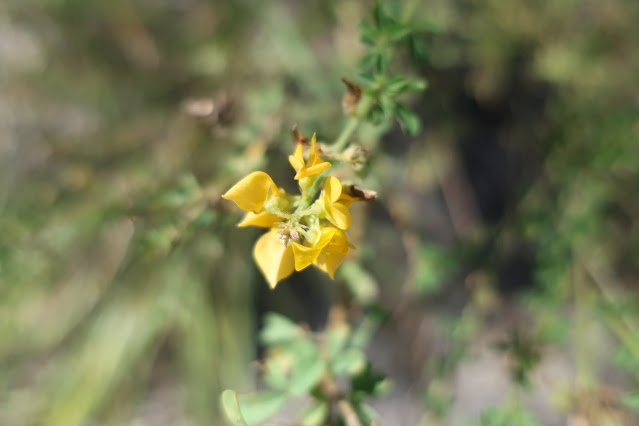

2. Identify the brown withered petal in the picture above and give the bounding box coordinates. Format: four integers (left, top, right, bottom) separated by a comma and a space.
341, 78, 362, 97
291, 125, 310, 147
346, 185, 378, 202
341, 78, 362, 116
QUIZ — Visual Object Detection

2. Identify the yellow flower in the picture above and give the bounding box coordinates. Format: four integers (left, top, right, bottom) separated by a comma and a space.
291, 226, 351, 279
319, 176, 351, 230
291, 227, 337, 271
253, 229, 295, 288
223, 134, 368, 287
288, 134, 331, 180
222, 171, 281, 213
313, 227, 351, 279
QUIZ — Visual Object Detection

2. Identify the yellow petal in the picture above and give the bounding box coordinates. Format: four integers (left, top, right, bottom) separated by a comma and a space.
253, 229, 295, 289
324, 176, 343, 203
288, 144, 304, 173
337, 195, 355, 208
291, 134, 331, 180
307, 133, 320, 164
294, 161, 331, 180
238, 211, 281, 228
291, 227, 336, 271
222, 171, 278, 213
313, 229, 350, 278
327, 202, 352, 230
321, 177, 351, 229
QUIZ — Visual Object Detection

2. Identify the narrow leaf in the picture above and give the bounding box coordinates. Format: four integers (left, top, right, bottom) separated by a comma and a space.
396, 102, 421, 135
301, 401, 329, 426
237, 391, 288, 424
260, 313, 304, 345
221, 390, 248, 425
331, 348, 367, 377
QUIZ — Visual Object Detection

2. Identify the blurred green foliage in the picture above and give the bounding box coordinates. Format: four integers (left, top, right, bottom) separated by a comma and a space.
1, 0, 638, 425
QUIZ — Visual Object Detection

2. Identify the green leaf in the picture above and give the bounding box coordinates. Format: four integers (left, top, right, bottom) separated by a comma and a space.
395, 102, 421, 136
351, 363, 389, 397
359, 53, 378, 71
375, 52, 385, 74
385, 23, 412, 41
221, 390, 248, 425
352, 401, 379, 425
379, 94, 396, 120
373, 2, 388, 28
262, 356, 290, 390
301, 401, 329, 426
408, 34, 428, 64
237, 391, 288, 425
385, 76, 407, 93
358, 21, 378, 46
288, 341, 326, 396
386, 77, 428, 96
356, 71, 376, 86
366, 104, 386, 125
402, 79, 428, 93
330, 348, 367, 377
260, 313, 305, 345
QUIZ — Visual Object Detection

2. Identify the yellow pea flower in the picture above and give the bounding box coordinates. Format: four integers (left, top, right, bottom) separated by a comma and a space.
223, 134, 369, 287
313, 228, 350, 278
291, 227, 337, 271
222, 171, 280, 213
319, 176, 352, 230
253, 228, 295, 289
288, 134, 331, 180
291, 226, 352, 279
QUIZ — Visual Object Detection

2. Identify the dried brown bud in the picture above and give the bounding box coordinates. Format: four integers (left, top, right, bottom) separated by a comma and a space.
341, 78, 362, 116
291, 125, 310, 147
345, 185, 378, 202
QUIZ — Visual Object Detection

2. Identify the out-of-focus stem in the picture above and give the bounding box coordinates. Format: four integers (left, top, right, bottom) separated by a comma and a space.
332, 94, 375, 153
338, 399, 362, 426
297, 94, 375, 212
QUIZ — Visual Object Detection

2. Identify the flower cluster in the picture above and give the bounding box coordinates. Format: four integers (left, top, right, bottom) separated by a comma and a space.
222, 134, 360, 288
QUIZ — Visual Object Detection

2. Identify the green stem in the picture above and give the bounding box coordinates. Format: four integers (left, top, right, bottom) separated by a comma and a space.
331, 94, 375, 153
296, 94, 376, 212
297, 172, 328, 212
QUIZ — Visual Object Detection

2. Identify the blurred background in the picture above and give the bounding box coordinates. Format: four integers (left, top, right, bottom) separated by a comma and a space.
1, 0, 638, 425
